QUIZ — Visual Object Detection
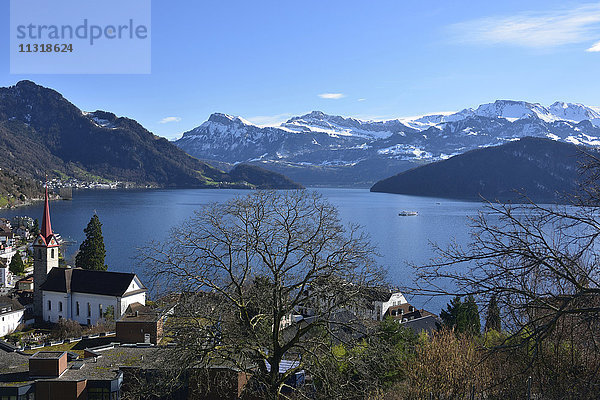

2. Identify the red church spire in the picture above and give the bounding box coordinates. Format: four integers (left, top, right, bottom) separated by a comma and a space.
40, 184, 53, 241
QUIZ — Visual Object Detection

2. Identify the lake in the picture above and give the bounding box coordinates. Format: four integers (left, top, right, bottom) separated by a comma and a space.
0, 188, 485, 313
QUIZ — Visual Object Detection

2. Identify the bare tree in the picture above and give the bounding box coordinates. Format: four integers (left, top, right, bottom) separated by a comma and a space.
141, 190, 383, 399
414, 180, 600, 395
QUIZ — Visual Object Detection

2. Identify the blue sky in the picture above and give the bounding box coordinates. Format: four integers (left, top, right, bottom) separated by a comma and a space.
1, 0, 600, 139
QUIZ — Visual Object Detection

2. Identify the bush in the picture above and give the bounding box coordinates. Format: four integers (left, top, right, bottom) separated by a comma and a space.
51, 319, 82, 340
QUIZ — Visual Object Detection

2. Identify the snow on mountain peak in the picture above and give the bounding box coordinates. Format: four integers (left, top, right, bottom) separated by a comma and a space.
182, 99, 600, 146
472, 100, 552, 122
207, 112, 254, 126
548, 101, 600, 124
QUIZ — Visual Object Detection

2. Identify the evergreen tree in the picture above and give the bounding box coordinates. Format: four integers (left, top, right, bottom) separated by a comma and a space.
440, 295, 481, 335
9, 251, 25, 275
440, 296, 462, 329
75, 214, 107, 271
460, 295, 481, 335
484, 295, 501, 332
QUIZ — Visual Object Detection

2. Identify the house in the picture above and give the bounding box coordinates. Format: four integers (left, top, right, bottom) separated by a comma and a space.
0, 296, 25, 337
0, 227, 15, 248
33, 186, 147, 325
11, 216, 34, 230
15, 226, 31, 240
285, 284, 413, 329
17, 275, 34, 291
384, 303, 440, 334
116, 302, 173, 345
0, 247, 16, 286
367, 289, 409, 321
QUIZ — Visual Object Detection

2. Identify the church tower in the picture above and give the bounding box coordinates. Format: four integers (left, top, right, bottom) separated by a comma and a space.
33, 186, 59, 317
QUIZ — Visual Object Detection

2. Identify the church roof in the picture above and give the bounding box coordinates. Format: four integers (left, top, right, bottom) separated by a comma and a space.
35, 185, 58, 247
39, 268, 146, 297
41, 186, 53, 242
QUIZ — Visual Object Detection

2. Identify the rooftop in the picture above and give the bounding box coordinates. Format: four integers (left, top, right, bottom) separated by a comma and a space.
0, 296, 25, 314
117, 302, 173, 323
30, 351, 65, 360
40, 268, 145, 297
0, 345, 164, 387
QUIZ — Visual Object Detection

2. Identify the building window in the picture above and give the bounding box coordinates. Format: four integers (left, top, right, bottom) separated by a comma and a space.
48, 300, 51, 311
88, 387, 113, 400
76, 301, 80, 316
51, 249, 55, 258
59, 301, 63, 312
87, 318, 91, 325
99, 304, 103, 318
87, 302, 91, 317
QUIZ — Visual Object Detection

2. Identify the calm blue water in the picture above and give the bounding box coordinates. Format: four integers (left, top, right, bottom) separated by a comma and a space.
0, 188, 485, 313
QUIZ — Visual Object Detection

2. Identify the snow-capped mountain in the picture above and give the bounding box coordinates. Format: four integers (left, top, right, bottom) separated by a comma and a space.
174, 100, 600, 185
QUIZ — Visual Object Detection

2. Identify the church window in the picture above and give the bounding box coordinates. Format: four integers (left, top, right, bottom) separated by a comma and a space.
99, 304, 103, 317
59, 302, 63, 312
51, 249, 55, 258
87, 318, 91, 325
38, 249, 42, 258
48, 300, 51, 311
87, 303, 91, 317
76, 302, 80, 316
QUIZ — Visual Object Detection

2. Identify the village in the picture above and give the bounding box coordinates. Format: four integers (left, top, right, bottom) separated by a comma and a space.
0, 189, 440, 400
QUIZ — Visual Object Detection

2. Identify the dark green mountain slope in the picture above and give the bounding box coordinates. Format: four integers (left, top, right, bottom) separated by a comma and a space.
0, 168, 43, 208
0, 81, 300, 189
370, 137, 591, 203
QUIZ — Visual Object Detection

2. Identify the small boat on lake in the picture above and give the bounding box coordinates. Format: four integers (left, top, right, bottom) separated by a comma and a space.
398, 211, 418, 216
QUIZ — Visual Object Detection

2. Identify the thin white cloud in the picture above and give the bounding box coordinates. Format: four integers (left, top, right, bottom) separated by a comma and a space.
246, 113, 293, 127
450, 4, 600, 49
159, 116, 182, 124
357, 98, 367, 102
587, 40, 600, 51
318, 93, 345, 99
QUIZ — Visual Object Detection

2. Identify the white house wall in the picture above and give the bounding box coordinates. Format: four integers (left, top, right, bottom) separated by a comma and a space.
381, 293, 408, 318
0, 309, 25, 337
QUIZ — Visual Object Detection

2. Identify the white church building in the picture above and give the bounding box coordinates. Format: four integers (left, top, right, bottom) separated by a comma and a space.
33, 187, 146, 325
40, 268, 146, 325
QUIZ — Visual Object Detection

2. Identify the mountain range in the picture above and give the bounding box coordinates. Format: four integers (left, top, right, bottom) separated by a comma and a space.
0, 81, 302, 193
371, 137, 591, 203
174, 101, 600, 186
